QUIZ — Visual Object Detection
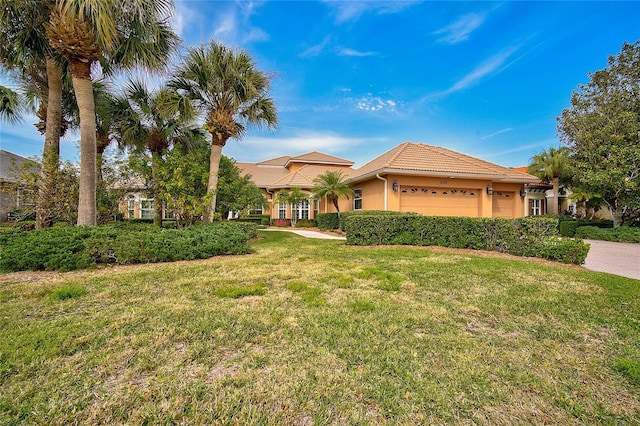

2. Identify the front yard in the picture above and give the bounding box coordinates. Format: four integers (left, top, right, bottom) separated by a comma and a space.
1, 230, 638, 424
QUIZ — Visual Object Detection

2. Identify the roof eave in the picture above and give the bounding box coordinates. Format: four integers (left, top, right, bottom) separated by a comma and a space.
348, 168, 539, 184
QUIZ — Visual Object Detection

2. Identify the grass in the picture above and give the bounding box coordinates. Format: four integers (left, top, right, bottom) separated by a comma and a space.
1, 230, 639, 424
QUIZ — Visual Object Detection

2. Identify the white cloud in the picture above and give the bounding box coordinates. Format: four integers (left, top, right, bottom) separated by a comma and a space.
348, 95, 399, 112
338, 48, 378, 57
323, 1, 421, 24
432, 13, 485, 44
206, 1, 269, 46
481, 128, 513, 140
300, 36, 332, 58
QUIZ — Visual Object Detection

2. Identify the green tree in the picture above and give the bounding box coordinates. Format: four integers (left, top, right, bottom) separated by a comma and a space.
0, 1, 69, 229
557, 41, 640, 227
311, 170, 354, 217
169, 41, 278, 222
112, 81, 200, 227
528, 147, 571, 216
216, 156, 267, 219
275, 188, 310, 226
155, 142, 212, 228
45, 0, 179, 226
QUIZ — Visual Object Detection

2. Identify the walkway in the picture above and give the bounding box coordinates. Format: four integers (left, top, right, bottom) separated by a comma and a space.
583, 240, 640, 280
260, 228, 346, 240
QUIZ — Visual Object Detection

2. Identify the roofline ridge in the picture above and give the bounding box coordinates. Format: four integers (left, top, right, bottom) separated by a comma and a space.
385, 141, 412, 167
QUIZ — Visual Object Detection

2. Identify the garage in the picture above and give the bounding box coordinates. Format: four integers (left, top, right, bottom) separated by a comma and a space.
399, 186, 481, 217
492, 191, 515, 218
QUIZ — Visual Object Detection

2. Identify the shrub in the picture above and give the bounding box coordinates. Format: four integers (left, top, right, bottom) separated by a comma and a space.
271, 218, 291, 227
559, 219, 614, 237
316, 213, 339, 230
295, 219, 316, 228
235, 214, 270, 225
343, 215, 589, 264
339, 210, 413, 231
575, 226, 640, 243
0, 223, 254, 272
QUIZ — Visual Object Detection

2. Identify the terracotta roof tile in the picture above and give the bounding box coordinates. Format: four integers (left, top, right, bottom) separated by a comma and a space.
351, 142, 539, 183
287, 151, 354, 166
256, 156, 291, 166
270, 165, 353, 188
237, 163, 290, 187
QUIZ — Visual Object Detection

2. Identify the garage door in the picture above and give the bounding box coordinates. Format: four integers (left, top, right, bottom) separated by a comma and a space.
492, 191, 515, 218
399, 186, 480, 217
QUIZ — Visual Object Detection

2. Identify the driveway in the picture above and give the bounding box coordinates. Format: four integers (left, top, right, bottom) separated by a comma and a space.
583, 240, 640, 280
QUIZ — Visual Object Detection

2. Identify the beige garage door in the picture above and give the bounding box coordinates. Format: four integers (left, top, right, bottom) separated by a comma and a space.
399, 186, 481, 217
492, 191, 515, 218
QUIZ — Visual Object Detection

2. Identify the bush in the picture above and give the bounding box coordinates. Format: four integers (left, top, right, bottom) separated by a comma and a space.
316, 213, 339, 230
339, 210, 413, 231
559, 219, 614, 237
343, 214, 588, 264
575, 226, 640, 243
235, 214, 270, 225
271, 218, 291, 227
0, 222, 255, 272
295, 219, 317, 228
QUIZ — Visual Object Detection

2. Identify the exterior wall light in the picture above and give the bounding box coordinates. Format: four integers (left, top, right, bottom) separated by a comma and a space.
520, 188, 527, 197
486, 185, 494, 195
392, 180, 399, 192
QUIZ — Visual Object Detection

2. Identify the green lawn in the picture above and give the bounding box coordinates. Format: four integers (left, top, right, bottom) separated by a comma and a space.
1, 230, 639, 424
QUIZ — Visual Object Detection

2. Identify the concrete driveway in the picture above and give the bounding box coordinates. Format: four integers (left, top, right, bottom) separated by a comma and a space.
583, 240, 640, 280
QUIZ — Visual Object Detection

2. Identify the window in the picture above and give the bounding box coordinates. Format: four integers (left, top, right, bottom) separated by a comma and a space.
354, 188, 362, 210
278, 202, 287, 219
530, 199, 541, 216
140, 197, 154, 219
127, 195, 136, 219
292, 200, 310, 219
248, 204, 263, 215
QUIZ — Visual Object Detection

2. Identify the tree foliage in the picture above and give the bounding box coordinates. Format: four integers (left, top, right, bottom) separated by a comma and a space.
557, 41, 640, 226
311, 170, 354, 216
528, 147, 571, 215
216, 156, 267, 219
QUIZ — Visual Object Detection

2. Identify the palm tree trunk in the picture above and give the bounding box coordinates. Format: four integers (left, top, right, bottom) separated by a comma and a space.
71, 60, 97, 226
552, 177, 560, 215
36, 57, 63, 229
205, 140, 224, 223
151, 152, 163, 227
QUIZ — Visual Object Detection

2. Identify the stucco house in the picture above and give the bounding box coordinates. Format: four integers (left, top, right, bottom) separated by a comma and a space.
0, 150, 38, 222
238, 142, 540, 220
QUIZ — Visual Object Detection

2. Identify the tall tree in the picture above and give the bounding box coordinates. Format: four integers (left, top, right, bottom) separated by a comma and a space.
45, 0, 179, 226
311, 170, 354, 217
557, 41, 640, 227
113, 81, 200, 226
528, 147, 571, 215
0, 0, 68, 229
169, 41, 278, 222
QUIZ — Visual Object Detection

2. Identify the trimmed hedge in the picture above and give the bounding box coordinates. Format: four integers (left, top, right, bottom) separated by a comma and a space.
316, 213, 339, 230
0, 222, 256, 272
559, 219, 614, 237
343, 214, 590, 264
234, 214, 270, 225
295, 219, 317, 228
575, 226, 640, 243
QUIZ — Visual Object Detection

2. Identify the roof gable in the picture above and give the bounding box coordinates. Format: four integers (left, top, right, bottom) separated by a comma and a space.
286, 151, 354, 167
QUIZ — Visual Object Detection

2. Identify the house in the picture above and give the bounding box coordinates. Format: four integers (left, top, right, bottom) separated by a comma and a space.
0, 150, 37, 222
239, 142, 540, 220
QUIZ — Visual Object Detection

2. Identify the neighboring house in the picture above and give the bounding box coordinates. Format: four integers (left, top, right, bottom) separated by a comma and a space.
115, 176, 172, 220
0, 150, 38, 222
239, 142, 540, 220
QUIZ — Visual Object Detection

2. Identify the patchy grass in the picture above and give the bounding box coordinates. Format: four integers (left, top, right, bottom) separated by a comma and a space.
0, 230, 639, 424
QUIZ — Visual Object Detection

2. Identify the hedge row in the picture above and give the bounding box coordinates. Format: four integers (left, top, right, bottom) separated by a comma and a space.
559, 219, 614, 237
575, 226, 640, 243
0, 222, 257, 272
343, 214, 589, 264
316, 211, 413, 231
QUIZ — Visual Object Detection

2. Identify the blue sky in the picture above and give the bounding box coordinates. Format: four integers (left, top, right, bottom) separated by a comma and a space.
1, 1, 639, 168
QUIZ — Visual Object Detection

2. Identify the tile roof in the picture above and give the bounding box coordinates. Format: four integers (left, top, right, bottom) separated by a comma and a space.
237, 162, 290, 187
286, 151, 354, 167
351, 142, 539, 183
256, 156, 291, 166
270, 165, 353, 188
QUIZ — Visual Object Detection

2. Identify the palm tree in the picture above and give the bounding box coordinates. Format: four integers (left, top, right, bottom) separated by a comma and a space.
0, 0, 70, 229
0, 85, 23, 123
169, 41, 278, 222
45, 0, 179, 226
311, 170, 354, 217
112, 80, 201, 227
528, 147, 571, 215
275, 188, 310, 226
